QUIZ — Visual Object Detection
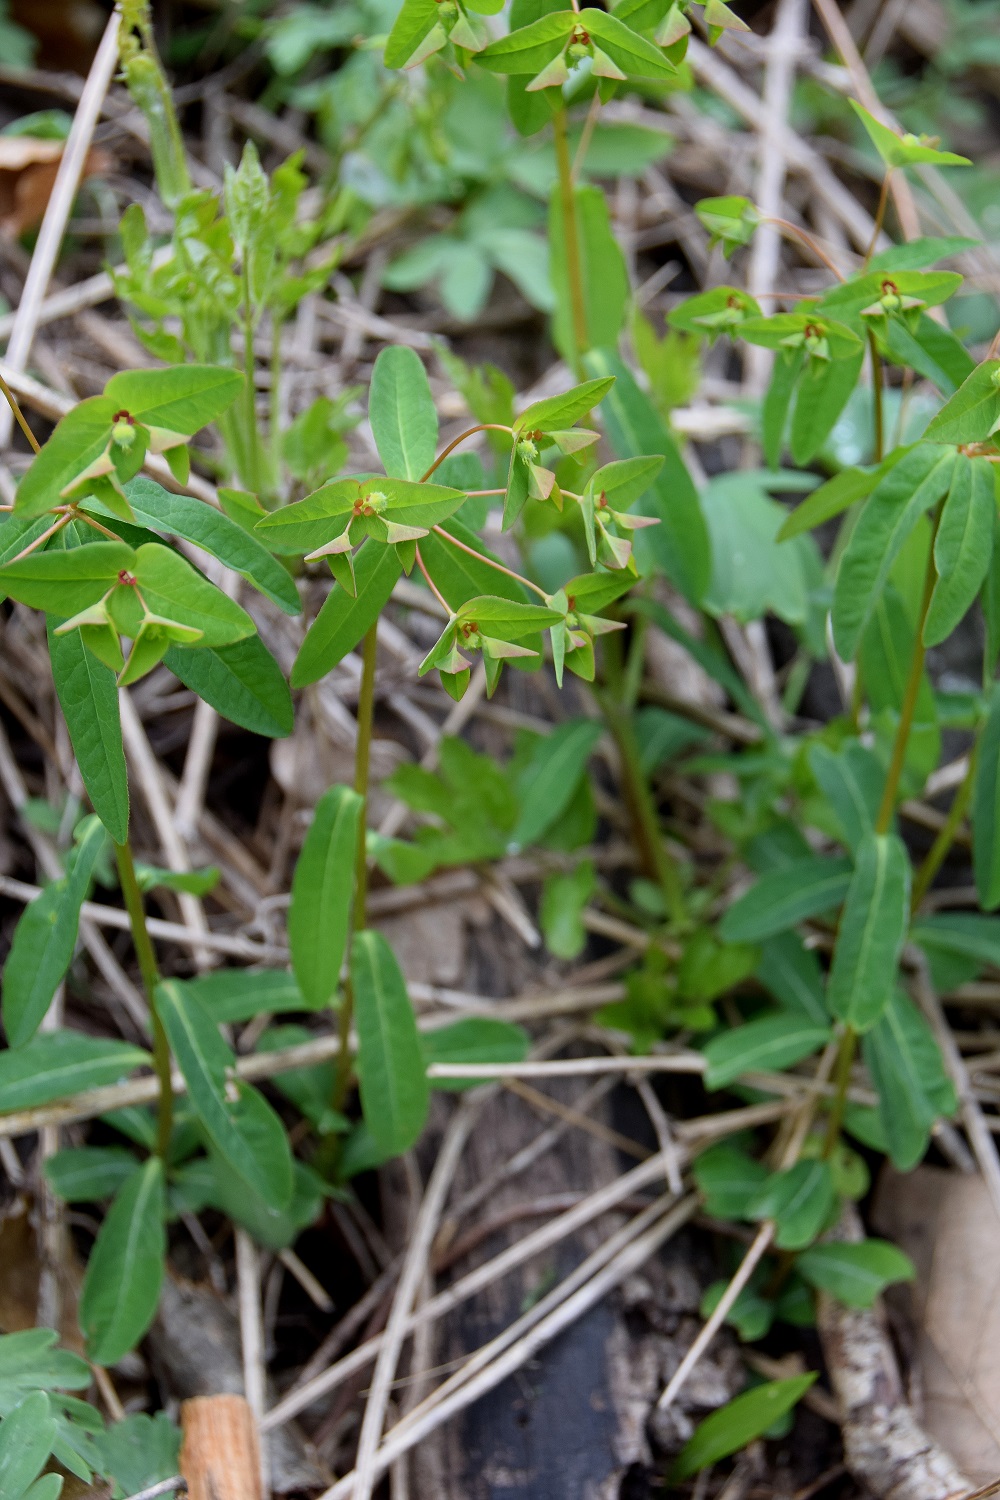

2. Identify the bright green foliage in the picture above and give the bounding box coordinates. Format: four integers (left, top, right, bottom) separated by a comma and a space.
850, 100, 972, 168
0, 1393, 60, 1500
351, 931, 429, 1155
720, 856, 853, 943
369, 346, 439, 481
749, 1160, 836, 1250
79, 1158, 166, 1366
827, 834, 910, 1032
702, 1015, 831, 1091
672, 1377, 817, 1479
289, 786, 363, 1009
796, 1239, 915, 1308
862, 990, 958, 1168
422, 1018, 530, 1088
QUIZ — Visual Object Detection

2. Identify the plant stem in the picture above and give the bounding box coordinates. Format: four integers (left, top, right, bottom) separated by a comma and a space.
553, 106, 588, 374
874, 503, 941, 833
764, 218, 846, 281
431, 524, 550, 600
869, 331, 884, 464
863, 170, 893, 268
911, 744, 977, 912
242, 264, 261, 494
822, 1024, 857, 1158
420, 425, 512, 483
0, 374, 41, 454
600, 634, 685, 927
114, 840, 173, 1159
270, 310, 284, 488
331, 621, 379, 1114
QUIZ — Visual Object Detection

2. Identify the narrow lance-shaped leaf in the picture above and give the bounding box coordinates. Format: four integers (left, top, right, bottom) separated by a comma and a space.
974, 682, 1000, 910
0, 1392, 57, 1500
2, 817, 108, 1048
862, 988, 957, 1169
48, 619, 129, 844
288, 785, 363, 1009
0, 1033, 150, 1113
164, 636, 293, 739
924, 455, 995, 647
702, 1014, 831, 1090
511, 718, 602, 848
79, 1157, 166, 1366
672, 1377, 818, 1480
292, 541, 403, 687
720, 856, 853, 944
924, 359, 1000, 444
827, 833, 910, 1032
351, 930, 430, 1156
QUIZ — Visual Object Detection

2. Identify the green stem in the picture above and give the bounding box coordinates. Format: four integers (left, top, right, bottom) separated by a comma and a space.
874, 502, 941, 834
242, 265, 261, 493
600, 634, 685, 927
822, 1024, 857, 1158
869, 332, 884, 465
911, 744, 977, 912
114, 840, 173, 1159
863, 170, 893, 269
270, 311, 284, 489
331, 622, 379, 1114
553, 106, 588, 374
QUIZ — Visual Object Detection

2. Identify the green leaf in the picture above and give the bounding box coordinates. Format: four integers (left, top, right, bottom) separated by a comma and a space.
0, 1033, 148, 1113
796, 1239, 914, 1309
540, 858, 596, 959
514, 377, 615, 436
478, 11, 576, 73
701, 1279, 774, 1342
549, 186, 628, 363
86, 1411, 180, 1500
130, 543, 256, 647
761, 347, 803, 468
832, 444, 955, 661
79, 1157, 165, 1366
289, 785, 362, 1010
580, 7, 677, 77
777, 463, 881, 542
369, 346, 439, 481
47, 620, 129, 843
164, 636, 293, 739
422, 1018, 530, 1089
2, 817, 108, 1047
862, 989, 957, 1169
700, 470, 818, 627
702, 1015, 831, 1090
695, 195, 761, 257
134, 862, 220, 896
756, 933, 828, 1024
850, 101, 971, 169
720, 856, 853, 943
105, 364, 244, 434
749, 1159, 836, 1249
292, 542, 403, 687
178, 969, 306, 1023
511, 718, 602, 847
924, 360, 1000, 444
0, 540, 135, 614
867, 236, 979, 272
12, 396, 118, 519
384, 0, 441, 66
585, 350, 710, 605
974, 683, 1000, 910
156, 980, 293, 1207
672, 1376, 817, 1479
808, 741, 882, 853
827, 833, 909, 1033
692, 1142, 768, 1219
0, 1393, 57, 1500
43, 1146, 139, 1203
790, 347, 865, 465
256, 476, 462, 555
351, 930, 429, 1156
925, 456, 994, 646
912, 912, 1000, 975
880, 313, 974, 396
120, 478, 300, 615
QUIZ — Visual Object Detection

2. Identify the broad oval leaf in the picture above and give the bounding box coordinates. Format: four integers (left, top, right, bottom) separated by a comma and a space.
796, 1239, 914, 1309
164, 636, 293, 738
79, 1156, 166, 1365
702, 1014, 831, 1090
0, 1391, 57, 1500
122, 477, 300, 615
826, 833, 910, 1033
514, 376, 615, 435
808, 740, 882, 854
104, 364, 244, 434
292, 542, 403, 687
672, 1376, 817, 1480
351, 929, 429, 1156
289, 785, 363, 1010
749, 1159, 836, 1249
924, 359, 1000, 444
43, 1146, 140, 1203
720, 856, 853, 944
47, 620, 129, 844
256, 476, 464, 555
369, 346, 439, 481
0, 1033, 149, 1113
12, 397, 118, 520
132, 543, 256, 647
0, 540, 135, 614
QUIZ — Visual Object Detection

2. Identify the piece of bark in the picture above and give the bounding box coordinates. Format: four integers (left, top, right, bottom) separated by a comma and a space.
873, 1164, 1000, 1488
149, 1275, 329, 1494
181, 1395, 262, 1500
817, 1203, 971, 1500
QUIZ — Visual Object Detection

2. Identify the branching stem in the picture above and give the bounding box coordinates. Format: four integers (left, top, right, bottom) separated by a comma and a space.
553, 106, 588, 372
0, 374, 41, 453
431, 524, 550, 600
420, 425, 512, 483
